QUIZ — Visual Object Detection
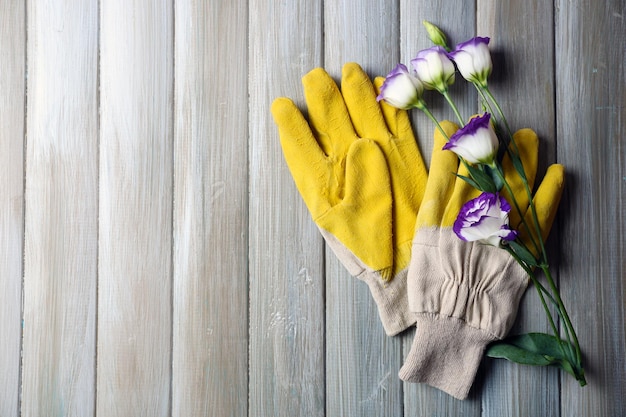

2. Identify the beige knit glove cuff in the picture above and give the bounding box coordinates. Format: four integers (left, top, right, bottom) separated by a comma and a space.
399, 314, 494, 399
400, 227, 529, 398
321, 228, 415, 336
359, 268, 414, 336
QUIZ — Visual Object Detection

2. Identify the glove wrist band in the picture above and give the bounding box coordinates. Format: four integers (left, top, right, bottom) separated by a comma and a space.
399, 314, 493, 399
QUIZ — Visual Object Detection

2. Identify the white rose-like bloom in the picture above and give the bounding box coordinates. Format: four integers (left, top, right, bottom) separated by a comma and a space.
453, 192, 517, 247
448, 37, 492, 87
442, 113, 499, 165
376, 63, 424, 110
410, 46, 455, 92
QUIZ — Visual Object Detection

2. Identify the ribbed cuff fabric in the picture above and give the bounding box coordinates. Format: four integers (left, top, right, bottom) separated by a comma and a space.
399, 314, 495, 400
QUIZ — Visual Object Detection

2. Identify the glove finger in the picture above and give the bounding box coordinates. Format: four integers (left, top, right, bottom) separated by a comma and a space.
341, 63, 390, 140
442, 160, 484, 227
271, 97, 332, 217
500, 129, 539, 227
316, 139, 393, 279
415, 121, 460, 228
517, 164, 565, 255
302, 67, 357, 158
373, 76, 415, 140
371, 76, 428, 257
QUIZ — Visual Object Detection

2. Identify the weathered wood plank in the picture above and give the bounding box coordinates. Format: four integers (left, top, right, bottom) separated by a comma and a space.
477, 2, 560, 416
0, 2, 25, 416
556, 0, 626, 415
400, 0, 478, 160
97, 1, 173, 414
21, 1, 98, 415
172, 1, 248, 416
248, 1, 326, 416
399, 2, 482, 415
323, 1, 404, 415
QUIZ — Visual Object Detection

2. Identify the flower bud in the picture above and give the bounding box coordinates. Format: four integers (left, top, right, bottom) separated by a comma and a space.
410, 46, 455, 93
422, 20, 449, 50
448, 37, 492, 87
442, 113, 499, 165
453, 192, 517, 247
376, 63, 425, 110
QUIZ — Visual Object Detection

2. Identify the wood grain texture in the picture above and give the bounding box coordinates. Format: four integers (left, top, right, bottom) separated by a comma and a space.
323, 1, 404, 415
0, 2, 25, 416
0, 0, 624, 415
477, 1, 560, 416
172, 1, 248, 415
21, 1, 98, 415
399, 2, 482, 415
97, 1, 173, 414
248, 1, 326, 416
556, 0, 626, 415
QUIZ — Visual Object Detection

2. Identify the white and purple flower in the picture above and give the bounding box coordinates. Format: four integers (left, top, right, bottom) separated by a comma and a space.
442, 113, 499, 165
376, 63, 424, 110
453, 192, 518, 247
410, 46, 456, 92
448, 37, 492, 87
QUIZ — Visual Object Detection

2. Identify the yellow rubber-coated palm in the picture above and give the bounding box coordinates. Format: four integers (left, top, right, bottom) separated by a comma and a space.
417, 122, 564, 248
272, 63, 427, 280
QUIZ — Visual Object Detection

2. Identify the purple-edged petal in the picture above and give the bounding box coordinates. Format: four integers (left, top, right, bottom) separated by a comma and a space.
452, 192, 518, 247
376, 63, 424, 109
410, 46, 455, 92
448, 37, 492, 86
442, 113, 498, 165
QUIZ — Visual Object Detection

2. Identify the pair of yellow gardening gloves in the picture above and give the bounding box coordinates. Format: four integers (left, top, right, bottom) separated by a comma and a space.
271, 63, 564, 399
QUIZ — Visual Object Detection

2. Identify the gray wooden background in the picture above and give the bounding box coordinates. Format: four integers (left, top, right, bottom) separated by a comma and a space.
0, 0, 624, 416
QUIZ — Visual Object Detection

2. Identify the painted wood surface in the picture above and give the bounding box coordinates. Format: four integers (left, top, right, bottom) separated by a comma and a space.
0, 2, 25, 415
0, 0, 624, 415
21, 1, 98, 415
172, 1, 248, 415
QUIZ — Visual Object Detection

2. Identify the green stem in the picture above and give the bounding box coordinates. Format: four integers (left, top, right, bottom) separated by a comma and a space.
442, 90, 465, 126
492, 165, 542, 255
504, 247, 582, 380
541, 265, 583, 366
475, 84, 496, 118
483, 86, 514, 140
417, 101, 450, 140
478, 85, 585, 385
505, 247, 561, 340
482, 86, 547, 263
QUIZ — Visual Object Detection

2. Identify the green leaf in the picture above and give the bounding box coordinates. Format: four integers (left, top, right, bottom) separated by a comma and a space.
508, 240, 540, 267
486, 333, 579, 379
484, 164, 504, 192
455, 173, 481, 190
465, 163, 496, 193
486, 341, 553, 366
509, 150, 528, 181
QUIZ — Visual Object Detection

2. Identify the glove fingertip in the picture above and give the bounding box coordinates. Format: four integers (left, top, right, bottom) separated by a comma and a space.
270, 97, 296, 121
302, 66, 330, 87
341, 62, 367, 81
520, 163, 565, 249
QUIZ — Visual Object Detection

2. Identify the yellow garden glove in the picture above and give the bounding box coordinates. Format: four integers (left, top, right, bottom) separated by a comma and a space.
398, 122, 565, 399
271, 63, 428, 336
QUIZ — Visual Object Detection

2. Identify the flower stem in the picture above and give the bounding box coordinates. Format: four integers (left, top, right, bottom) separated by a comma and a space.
492, 165, 542, 255
481, 86, 585, 383
482, 86, 514, 140
417, 101, 450, 140
505, 247, 560, 335
481, 86, 546, 261
541, 265, 583, 366
441, 90, 465, 126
